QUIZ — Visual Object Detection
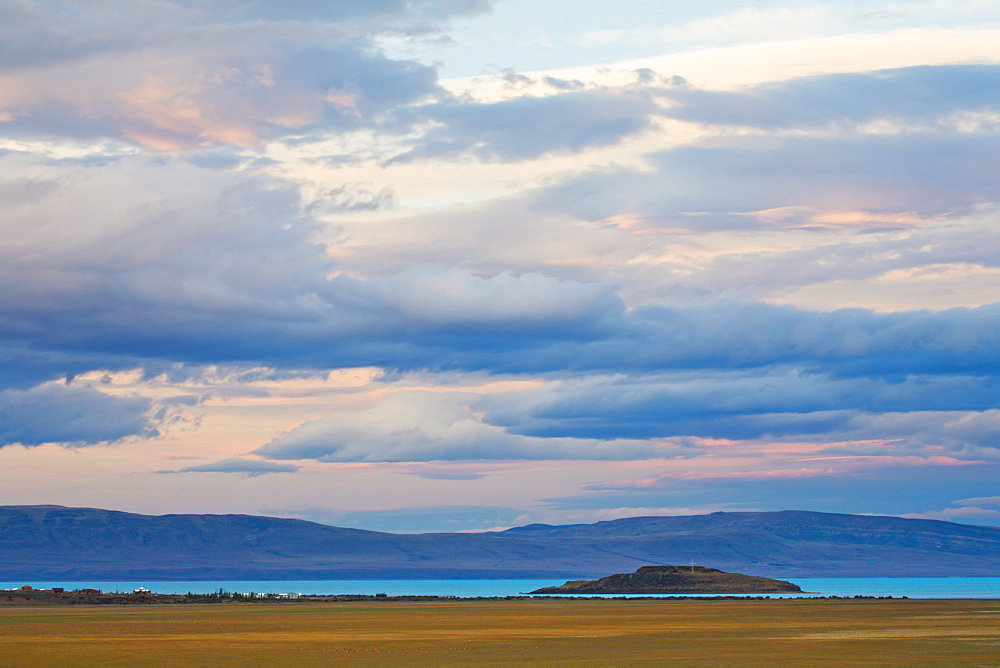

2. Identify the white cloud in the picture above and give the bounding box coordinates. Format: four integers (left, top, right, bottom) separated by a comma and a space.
954, 496, 1000, 507
257, 390, 689, 462
365, 266, 620, 329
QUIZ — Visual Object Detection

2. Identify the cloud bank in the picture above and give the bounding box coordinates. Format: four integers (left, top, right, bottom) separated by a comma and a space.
257, 391, 691, 462
3, 0, 1000, 528
0, 383, 154, 447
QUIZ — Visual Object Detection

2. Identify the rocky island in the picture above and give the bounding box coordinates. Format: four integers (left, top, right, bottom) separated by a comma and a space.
530, 565, 802, 595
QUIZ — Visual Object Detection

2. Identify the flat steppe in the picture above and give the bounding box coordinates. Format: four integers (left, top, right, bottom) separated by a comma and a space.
3, 599, 998, 666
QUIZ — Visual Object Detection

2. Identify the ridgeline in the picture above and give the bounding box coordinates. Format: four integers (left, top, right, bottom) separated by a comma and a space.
4, 506, 1000, 579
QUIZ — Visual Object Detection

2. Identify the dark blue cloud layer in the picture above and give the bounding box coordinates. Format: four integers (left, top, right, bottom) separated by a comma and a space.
6, 284, 1000, 386
0, 384, 154, 447
163, 457, 299, 476
478, 370, 1000, 440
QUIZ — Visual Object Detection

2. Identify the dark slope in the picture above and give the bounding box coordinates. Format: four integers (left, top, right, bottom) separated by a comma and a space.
530, 565, 802, 594
3, 506, 1000, 579
0, 505, 605, 580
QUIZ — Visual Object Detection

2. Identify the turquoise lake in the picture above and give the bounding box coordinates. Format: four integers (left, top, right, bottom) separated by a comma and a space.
4, 578, 1000, 599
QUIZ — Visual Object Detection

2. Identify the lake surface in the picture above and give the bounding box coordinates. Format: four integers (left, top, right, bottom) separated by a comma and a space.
4, 578, 1000, 598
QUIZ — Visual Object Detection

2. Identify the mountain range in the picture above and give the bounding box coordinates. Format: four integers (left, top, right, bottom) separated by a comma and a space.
3, 505, 999, 580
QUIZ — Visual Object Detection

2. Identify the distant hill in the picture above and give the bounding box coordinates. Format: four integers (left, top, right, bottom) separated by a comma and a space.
530, 565, 802, 594
2, 506, 999, 580
500, 510, 1000, 577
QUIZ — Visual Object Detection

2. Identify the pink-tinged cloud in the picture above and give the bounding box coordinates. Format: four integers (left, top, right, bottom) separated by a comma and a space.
674, 467, 841, 481
589, 454, 985, 491
600, 466, 840, 489
0, 7, 446, 151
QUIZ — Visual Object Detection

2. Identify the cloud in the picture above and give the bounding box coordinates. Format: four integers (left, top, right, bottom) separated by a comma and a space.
507, 65, 1000, 237
478, 369, 1000, 442
320, 194, 640, 288
364, 266, 621, 332
256, 390, 690, 462
0, 41, 440, 150
6, 152, 1000, 399
391, 85, 664, 162
954, 496, 1000, 508
590, 455, 981, 493
664, 65, 1000, 131
531, 133, 1000, 228
184, 1, 495, 26
554, 299, 1000, 377
0, 154, 333, 363
0, 176, 60, 204
0, 382, 154, 447
0, 154, 636, 380
663, 209, 1000, 301
304, 184, 396, 214
0, 0, 495, 68
0, 340, 140, 391
164, 457, 299, 477
0, 0, 496, 149
816, 411, 1000, 457
404, 470, 488, 480
398, 462, 492, 480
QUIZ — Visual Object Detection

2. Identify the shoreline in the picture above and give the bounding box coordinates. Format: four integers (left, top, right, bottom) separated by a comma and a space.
0, 589, 952, 607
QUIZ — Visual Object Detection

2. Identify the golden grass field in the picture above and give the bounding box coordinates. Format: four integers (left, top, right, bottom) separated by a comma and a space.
2, 599, 999, 666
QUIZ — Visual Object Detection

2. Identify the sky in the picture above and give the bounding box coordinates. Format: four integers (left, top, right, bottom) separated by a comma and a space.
2, 0, 1000, 533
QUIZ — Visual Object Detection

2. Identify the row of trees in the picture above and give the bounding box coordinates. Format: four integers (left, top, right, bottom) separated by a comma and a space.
185, 589, 286, 600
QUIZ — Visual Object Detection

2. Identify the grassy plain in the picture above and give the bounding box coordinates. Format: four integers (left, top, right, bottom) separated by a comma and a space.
2, 599, 999, 666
